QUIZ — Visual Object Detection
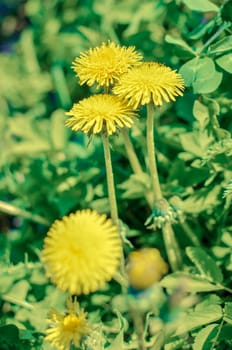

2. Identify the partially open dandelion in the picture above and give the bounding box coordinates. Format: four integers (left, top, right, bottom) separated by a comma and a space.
65, 94, 137, 136
126, 248, 168, 290
113, 62, 184, 109
72, 41, 142, 88
41, 209, 122, 295
45, 297, 90, 350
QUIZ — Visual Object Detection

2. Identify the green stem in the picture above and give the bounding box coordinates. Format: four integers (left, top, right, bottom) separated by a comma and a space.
130, 306, 146, 350
162, 223, 182, 271
122, 128, 144, 174
0, 200, 50, 226
146, 103, 182, 271
146, 103, 162, 202
122, 128, 153, 208
101, 134, 119, 226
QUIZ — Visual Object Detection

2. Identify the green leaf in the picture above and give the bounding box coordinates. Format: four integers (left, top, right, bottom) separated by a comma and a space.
160, 273, 223, 292
193, 324, 219, 350
174, 304, 222, 336
216, 53, 232, 73
180, 57, 222, 93
193, 100, 210, 128
224, 302, 232, 325
186, 247, 223, 283
165, 35, 196, 55
182, 0, 219, 12
208, 36, 232, 55
107, 311, 126, 350
182, 186, 221, 214
0, 325, 19, 344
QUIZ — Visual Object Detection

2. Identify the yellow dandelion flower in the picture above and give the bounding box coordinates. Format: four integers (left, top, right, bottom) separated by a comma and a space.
72, 41, 142, 87
41, 209, 122, 295
45, 297, 90, 350
113, 62, 184, 109
126, 248, 168, 290
65, 94, 137, 136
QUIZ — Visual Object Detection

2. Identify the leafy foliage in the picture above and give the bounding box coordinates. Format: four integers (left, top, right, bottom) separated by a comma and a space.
1, 0, 232, 349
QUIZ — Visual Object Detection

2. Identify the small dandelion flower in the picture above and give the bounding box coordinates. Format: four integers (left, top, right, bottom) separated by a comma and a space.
113, 62, 184, 109
45, 298, 90, 350
126, 248, 168, 290
145, 198, 177, 230
41, 209, 122, 295
65, 94, 137, 136
72, 41, 142, 88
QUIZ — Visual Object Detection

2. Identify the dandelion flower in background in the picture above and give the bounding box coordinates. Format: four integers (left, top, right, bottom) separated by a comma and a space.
42, 209, 122, 295
113, 62, 184, 109
66, 94, 137, 136
72, 41, 142, 88
126, 248, 168, 290
45, 297, 90, 350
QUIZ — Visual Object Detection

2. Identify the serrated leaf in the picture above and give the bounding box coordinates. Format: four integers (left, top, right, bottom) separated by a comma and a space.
182, 185, 221, 214
160, 273, 222, 292
216, 53, 232, 73
182, 0, 219, 12
193, 324, 219, 350
174, 304, 222, 336
186, 247, 223, 283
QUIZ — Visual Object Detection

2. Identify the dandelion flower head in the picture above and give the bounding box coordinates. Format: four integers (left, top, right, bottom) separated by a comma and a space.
45, 297, 90, 350
126, 248, 168, 290
42, 209, 122, 295
66, 94, 137, 136
72, 41, 142, 87
113, 62, 184, 109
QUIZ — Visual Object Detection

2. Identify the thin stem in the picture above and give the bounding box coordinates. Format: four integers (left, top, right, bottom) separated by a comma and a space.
146, 103, 162, 202
122, 128, 153, 208
146, 103, 182, 271
101, 133, 119, 226
198, 22, 231, 54
122, 128, 144, 174
0, 200, 50, 226
162, 223, 182, 271
130, 306, 146, 350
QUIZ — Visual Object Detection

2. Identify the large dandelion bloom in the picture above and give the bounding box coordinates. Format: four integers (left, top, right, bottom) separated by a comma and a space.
45, 298, 90, 350
72, 41, 142, 87
65, 94, 137, 136
42, 209, 122, 295
113, 62, 184, 109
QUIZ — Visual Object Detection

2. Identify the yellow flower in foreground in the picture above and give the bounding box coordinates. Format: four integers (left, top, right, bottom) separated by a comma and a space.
65, 94, 137, 135
42, 209, 122, 294
126, 248, 168, 290
113, 62, 184, 109
45, 298, 90, 350
72, 41, 142, 87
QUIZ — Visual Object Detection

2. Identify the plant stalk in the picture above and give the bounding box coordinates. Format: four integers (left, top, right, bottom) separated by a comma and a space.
122, 128, 153, 208
146, 102, 182, 271
146, 103, 162, 202
101, 133, 119, 227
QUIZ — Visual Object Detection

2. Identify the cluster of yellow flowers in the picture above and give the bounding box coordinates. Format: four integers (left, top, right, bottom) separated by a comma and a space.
65, 41, 184, 136
42, 41, 183, 350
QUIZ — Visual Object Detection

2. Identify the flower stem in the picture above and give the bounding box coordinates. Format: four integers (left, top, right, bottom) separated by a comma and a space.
146, 102, 182, 271
146, 103, 162, 202
122, 128, 144, 174
162, 223, 182, 271
122, 128, 153, 208
102, 133, 119, 227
